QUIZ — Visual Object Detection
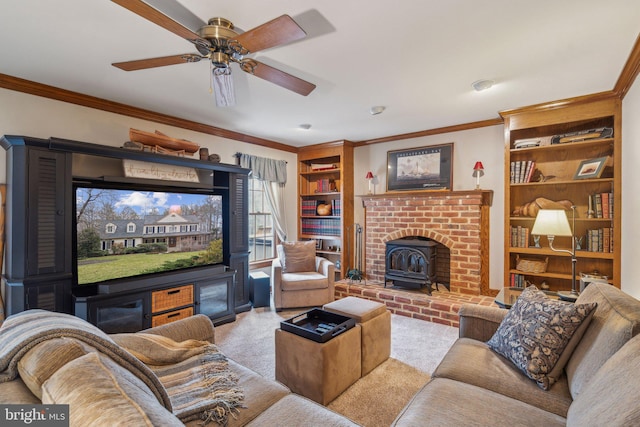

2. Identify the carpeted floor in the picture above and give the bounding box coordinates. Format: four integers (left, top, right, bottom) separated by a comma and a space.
214, 306, 458, 426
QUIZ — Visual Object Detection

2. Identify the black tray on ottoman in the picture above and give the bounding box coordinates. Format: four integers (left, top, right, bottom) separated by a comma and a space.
281, 308, 356, 343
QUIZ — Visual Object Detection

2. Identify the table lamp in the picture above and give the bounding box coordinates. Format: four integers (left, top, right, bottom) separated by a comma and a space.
366, 171, 374, 194
472, 162, 484, 189
531, 206, 578, 301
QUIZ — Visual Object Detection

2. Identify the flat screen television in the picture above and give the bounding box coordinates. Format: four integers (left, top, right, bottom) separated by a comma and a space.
74, 185, 224, 286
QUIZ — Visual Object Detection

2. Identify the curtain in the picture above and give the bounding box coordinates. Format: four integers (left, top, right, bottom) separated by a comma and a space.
238, 153, 289, 242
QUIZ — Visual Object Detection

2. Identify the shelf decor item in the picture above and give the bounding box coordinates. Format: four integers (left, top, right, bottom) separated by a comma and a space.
531, 206, 579, 301
573, 156, 610, 180
472, 161, 484, 190
386, 143, 453, 191
366, 171, 374, 194
515, 255, 548, 274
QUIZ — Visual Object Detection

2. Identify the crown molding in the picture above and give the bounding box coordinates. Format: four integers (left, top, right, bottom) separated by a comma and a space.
0, 73, 298, 153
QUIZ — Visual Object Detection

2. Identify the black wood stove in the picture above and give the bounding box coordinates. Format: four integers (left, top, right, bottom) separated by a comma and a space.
384, 237, 438, 294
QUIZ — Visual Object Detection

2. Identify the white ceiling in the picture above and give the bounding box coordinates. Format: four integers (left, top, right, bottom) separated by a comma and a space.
1, 1, 639, 147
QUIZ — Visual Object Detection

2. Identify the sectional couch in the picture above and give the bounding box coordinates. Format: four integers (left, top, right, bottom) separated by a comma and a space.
1, 282, 638, 426
392, 282, 640, 426
0, 311, 357, 426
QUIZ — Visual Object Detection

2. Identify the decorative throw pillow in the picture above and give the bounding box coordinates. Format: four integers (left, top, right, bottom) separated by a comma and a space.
278, 241, 316, 273
18, 337, 93, 399
487, 286, 597, 390
42, 352, 182, 426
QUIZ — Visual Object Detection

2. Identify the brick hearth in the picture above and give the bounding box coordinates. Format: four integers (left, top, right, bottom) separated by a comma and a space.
335, 281, 496, 328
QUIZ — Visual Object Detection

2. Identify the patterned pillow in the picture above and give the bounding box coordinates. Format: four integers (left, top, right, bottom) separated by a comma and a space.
487, 286, 597, 390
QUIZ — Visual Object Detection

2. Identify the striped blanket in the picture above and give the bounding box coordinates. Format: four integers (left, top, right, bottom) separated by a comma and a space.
112, 332, 245, 425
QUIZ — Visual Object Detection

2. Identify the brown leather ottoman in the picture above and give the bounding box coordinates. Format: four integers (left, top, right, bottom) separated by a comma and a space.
324, 296, 391, 376
275, 324, 361, 405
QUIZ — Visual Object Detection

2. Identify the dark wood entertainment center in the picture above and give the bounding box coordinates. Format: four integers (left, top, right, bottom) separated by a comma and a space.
1, 135, 251, 331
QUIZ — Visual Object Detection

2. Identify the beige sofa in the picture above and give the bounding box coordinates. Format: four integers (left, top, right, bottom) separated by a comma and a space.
392, 282, 640, 426
0, 312, 357, 427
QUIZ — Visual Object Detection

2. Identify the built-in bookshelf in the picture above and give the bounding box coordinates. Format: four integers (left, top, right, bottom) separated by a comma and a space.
297, 141, 354, 279
501, 96, 621, 292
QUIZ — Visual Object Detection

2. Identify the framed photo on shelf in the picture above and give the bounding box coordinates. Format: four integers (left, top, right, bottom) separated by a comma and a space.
387, 143, 453, 191
573, 156, 609, 180
315, 239, 323, 250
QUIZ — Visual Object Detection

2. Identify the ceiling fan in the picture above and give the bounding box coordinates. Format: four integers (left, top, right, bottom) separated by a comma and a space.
111, 0, 316, 106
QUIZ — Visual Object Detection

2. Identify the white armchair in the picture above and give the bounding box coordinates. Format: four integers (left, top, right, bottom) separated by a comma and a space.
271, 241, 335, 312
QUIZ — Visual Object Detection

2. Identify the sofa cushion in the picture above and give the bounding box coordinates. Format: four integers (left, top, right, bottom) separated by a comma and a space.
277, 241, 316, 273
17, 337, 94, 399
246, 394, 360, 427
565, 282, 640, 398
281, 272, 329, 290
222, 359, 290, 427
391, 378, 566, 427
566, 334, 640, 427
487, 286, 597, 390
433, 338, 573, 417
41, 352, 182, 427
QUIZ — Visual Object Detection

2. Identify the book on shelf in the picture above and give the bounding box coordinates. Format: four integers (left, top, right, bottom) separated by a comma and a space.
510, 273, 526, 288
301, 218, 341, 236
589, 192, 614, 219
315, 178, 336, 193
509, 160, 536, 183
509, 225, 530, 247
585, 227, 614, 253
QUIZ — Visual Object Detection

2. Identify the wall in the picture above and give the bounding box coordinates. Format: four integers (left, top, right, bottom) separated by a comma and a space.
622, 76, 640, 298
353, 126, 505, 289
0, 88, 299, 300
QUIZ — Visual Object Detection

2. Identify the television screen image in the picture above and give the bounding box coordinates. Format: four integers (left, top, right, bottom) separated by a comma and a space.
75, 186, 223, 285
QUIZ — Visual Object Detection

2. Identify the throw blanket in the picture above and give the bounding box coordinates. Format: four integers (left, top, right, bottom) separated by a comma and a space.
0, 310, 171, 409
112, 333, 245, 426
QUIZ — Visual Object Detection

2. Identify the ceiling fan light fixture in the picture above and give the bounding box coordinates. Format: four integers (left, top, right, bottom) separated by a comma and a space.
472, 79, 494, 92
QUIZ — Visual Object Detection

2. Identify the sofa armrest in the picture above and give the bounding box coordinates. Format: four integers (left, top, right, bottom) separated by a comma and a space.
139, 314, 216, 344
458, 304, 508, 341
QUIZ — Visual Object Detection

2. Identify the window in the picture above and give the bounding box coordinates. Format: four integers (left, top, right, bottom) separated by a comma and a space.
106, 223, 116, 233
127, 223, 135, 233
249, 177, 276, 263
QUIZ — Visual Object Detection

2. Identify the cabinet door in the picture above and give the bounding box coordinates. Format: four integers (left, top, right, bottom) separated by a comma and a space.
88, 292, 151, 334
229, 173, 249, 252
229, 252, 250, 312
195, 276, 235, 325
26, 148, 72, 276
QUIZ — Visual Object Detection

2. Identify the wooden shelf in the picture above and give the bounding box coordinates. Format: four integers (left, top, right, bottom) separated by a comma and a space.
508, 247, 615, 259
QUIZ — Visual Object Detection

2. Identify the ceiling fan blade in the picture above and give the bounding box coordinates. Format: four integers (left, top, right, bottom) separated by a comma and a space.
111, 0, 210, 47
248, 60, 315, 96
234, 15, 306, 53
113, 54, 202, 71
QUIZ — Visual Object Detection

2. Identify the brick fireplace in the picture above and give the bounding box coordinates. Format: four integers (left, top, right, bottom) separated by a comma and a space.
334, 190, 495, 327
361, 190, 493, 296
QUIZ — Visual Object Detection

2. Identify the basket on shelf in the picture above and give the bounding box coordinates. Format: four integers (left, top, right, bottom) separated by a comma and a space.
516, 255, 548, 274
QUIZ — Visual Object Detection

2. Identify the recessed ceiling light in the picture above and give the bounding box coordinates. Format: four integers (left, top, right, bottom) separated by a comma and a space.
472, 79, 494, 92
370, 106, 386, 115
298, 123, 312, 130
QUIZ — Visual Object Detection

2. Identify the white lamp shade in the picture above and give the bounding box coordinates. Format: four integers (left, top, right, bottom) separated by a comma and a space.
531, 209, 572, 236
